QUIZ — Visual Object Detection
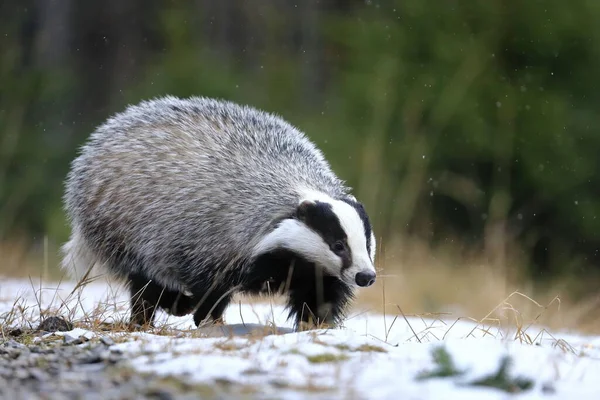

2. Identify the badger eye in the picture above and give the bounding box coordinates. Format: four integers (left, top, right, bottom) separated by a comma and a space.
332, 240, 345, 253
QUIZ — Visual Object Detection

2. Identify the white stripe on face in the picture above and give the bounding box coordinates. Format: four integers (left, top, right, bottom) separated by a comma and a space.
369, 230, 377, 262
328, 199, 376, 280
251, 218, 342, 276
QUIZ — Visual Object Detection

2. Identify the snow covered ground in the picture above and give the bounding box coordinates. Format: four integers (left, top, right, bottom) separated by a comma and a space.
1, 275, 599, 399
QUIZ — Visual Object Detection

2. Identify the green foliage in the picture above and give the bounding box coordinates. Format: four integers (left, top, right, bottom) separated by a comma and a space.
467, 355, 534, 393
418, 346, 534, 394
0, 10, 78, 242
2, 0, 600, 283
320, 0, 600, 279
417, 347, 465, 380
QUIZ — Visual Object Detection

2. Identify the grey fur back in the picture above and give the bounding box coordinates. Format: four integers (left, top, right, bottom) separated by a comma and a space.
62, 96, 350, 290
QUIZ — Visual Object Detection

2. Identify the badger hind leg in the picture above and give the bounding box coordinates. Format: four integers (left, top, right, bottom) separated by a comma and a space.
128, 272, 195, 327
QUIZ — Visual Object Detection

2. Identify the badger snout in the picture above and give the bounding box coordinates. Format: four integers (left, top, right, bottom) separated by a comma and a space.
355, 270, 376, 287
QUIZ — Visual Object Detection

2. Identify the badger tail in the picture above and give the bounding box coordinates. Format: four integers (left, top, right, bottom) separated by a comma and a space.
60, 227, 116, 285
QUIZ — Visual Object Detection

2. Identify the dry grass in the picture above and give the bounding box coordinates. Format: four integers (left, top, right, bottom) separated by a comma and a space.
1, 233, 600, 350
0, 268, 592, 379
355, 235, 600, 336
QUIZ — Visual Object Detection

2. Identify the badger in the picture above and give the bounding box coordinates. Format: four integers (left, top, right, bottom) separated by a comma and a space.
60, 95, 377, 330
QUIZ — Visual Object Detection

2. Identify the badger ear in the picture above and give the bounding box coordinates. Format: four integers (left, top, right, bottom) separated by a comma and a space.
296, 199, 315, 222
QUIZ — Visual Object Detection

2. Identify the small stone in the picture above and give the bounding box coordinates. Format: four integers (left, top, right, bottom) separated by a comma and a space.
270, 378, 289, 388
77, 352, 103, 365
29, 368, 48, 381
214, 377, 233, 385
100, 337, 115, 346
542, 382, 556, 394
107, 354, 123, 365
8, 328, 23, 337
242, 367, 266, 375
146, 389, 174, 400
37, 316, 73, 333
8, 350, 22, 360
63, 335, 83, 345
79, 363, 106, 373
2, 340, 27, 349
14, 369, 29, 380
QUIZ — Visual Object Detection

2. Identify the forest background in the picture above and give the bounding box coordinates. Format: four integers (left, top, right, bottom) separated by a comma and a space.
2, 0, 599, 330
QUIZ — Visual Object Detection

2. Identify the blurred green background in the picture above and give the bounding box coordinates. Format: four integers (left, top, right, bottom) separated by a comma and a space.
1, 0, 600, 305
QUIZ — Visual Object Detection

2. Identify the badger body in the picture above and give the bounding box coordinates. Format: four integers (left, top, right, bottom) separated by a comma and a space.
61, 96, 377, 329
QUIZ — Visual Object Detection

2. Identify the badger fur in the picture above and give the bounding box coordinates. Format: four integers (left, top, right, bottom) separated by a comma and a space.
61, 95, 377, 329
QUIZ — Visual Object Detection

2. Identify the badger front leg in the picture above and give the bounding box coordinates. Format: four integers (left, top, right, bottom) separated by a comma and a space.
287, 275, 354, 331
190, 286, 233, 327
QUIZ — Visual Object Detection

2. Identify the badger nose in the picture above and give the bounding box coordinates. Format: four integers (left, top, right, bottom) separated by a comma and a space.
355, 270, 376, 287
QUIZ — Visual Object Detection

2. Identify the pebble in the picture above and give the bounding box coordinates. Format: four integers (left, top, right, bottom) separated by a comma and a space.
28, 368, 47, 381
0, 334, 255, 399
2, 340, 27, 350
100, 336, 115, 346
8, 328, 23, 337
36, 316, 73, 332
63, 335, 83, 346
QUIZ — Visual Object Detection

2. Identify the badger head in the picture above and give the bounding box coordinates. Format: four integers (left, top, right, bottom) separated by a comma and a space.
253, 190, 377, 288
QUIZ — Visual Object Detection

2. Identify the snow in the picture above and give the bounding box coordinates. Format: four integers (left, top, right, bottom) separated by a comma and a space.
1, 275, 600, 399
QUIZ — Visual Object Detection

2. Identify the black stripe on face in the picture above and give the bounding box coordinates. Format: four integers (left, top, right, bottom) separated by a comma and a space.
339, 197, 373, 260
296, 200, 352, 270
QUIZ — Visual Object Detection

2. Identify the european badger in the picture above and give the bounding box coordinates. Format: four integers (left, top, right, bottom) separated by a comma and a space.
61, 96, 377, 329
